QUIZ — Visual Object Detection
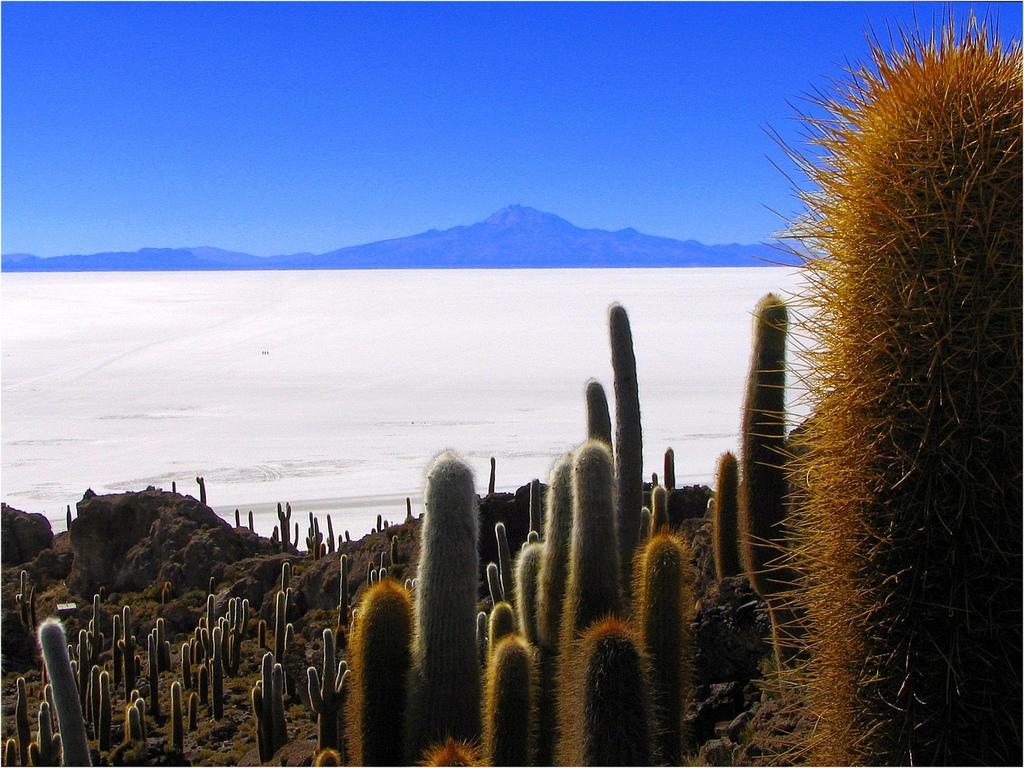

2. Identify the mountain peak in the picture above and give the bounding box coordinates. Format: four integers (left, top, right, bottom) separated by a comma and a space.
483, 205, 570, 228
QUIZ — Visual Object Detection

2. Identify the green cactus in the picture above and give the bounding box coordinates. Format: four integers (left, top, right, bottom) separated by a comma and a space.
739, 294, 789, 595
713, 452, 741, 580
210, 625, 224, 719
38, 619, 91, 767
639, 507, 652, 542
30, 701, 59, 767
169, 680, 183, 754
251, 652, 288, 762
495, 522, 514, 606
15, 677, 30, 764
308, 629, 348, 753
663, 448, 676, 491
536, 453, 573, 653
560, 441, 622, 648
651, 486, 668, 533
347, 580, 413, 764
187, 691, 197, 732
405, 452, 481, 762
276, 502, 292, 551
528, 479, 542, 536
609, 304, 643, 596
145, 631, 161, 721
786, 19, 1022, 764
97, 669, 111, 754
483, 635, 536, 767
486, 562, 504, 606
559, 617, 655, 766
634, 531, 696, 763
476, 611, 488, 667
338, 554, 351, 630
488, 602, 516, 653
584, 378, 612, 448
514, 542, 543, 645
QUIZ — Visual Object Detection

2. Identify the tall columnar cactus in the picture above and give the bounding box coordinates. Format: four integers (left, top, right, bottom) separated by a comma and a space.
713, 451, 741, 580
309, 629, 348, 753
486, 562, 504, 606
560, 440, 622, 649
98, 669, 111, 753
347, 580, 413, 765
634, 531, 696, 763
338, 554, 351, 630
663, 448, 676, 491
210, 625, 224, 719
405, 452, 481, 762
787, 18, 1022, 765
483, 635, 536, 767
476, 611, 488, 667
650, 486, 668, 533
38, 619, 91, 767
558, 617, 655, 766
536, 454, 573, 652
739, 293, 790, 595
277, 502, 292, 551
170, 680, 183, 754
147, 631, 161, 720
488, 457, 496, 496
30, 701, 59, 767
495, 522, 513, 606
326, 515, 335, 554
15, 677, 30, 764
584, 379, 613, 449
514, 542, 543, 644
609, 304, 643, 595
196, 476, 206, 506
251, 653, 289, 762
528, 479, 542, 536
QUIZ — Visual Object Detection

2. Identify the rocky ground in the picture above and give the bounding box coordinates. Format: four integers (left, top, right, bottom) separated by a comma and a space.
1, 483, 810, 766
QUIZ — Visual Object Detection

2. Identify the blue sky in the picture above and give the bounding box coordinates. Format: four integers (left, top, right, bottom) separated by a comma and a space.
3, 2, 1021, 257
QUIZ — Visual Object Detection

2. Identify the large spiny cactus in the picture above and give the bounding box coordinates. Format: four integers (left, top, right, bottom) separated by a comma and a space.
483, 635, 537, 767
38, 619, 91, 767
405, 452, 481, 761
786, 17, 1023, 765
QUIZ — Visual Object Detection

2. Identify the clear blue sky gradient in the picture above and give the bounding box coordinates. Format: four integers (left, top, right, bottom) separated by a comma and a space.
3, 2, 1021, 257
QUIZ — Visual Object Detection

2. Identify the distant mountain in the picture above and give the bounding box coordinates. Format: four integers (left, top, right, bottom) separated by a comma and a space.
2, 206, 794, 271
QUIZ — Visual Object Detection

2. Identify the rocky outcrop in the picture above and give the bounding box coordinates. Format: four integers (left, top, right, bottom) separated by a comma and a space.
68, 489, 276, 596
1, 504, 54, 567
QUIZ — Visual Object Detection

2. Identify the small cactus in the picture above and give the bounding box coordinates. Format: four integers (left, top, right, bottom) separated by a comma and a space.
495, 522, 514, 605
486, 562, 503, 606
663, 448, 676, 491
419, 738, 481, 767
308, 629, 348, 753
584, 378, 613, 448
170, 680, 183, 754
634, 531, 696, 763
559, 617, 655, 766
483, 635, 536, 767
514, 542, 543, 645
488, 602, 516, 653
347, 580, 413, 765
713, 452, 741, 580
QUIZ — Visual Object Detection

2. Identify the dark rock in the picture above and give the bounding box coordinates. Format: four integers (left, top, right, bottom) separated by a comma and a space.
478, 482, 539, 588
26, 546, 73, 585
693, 575, 772, 686
685, 680, 746, 747
1, 504, 54, 567
68, 489, 276, 597
668, 484, 712, 525
699, 736, 736, 766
